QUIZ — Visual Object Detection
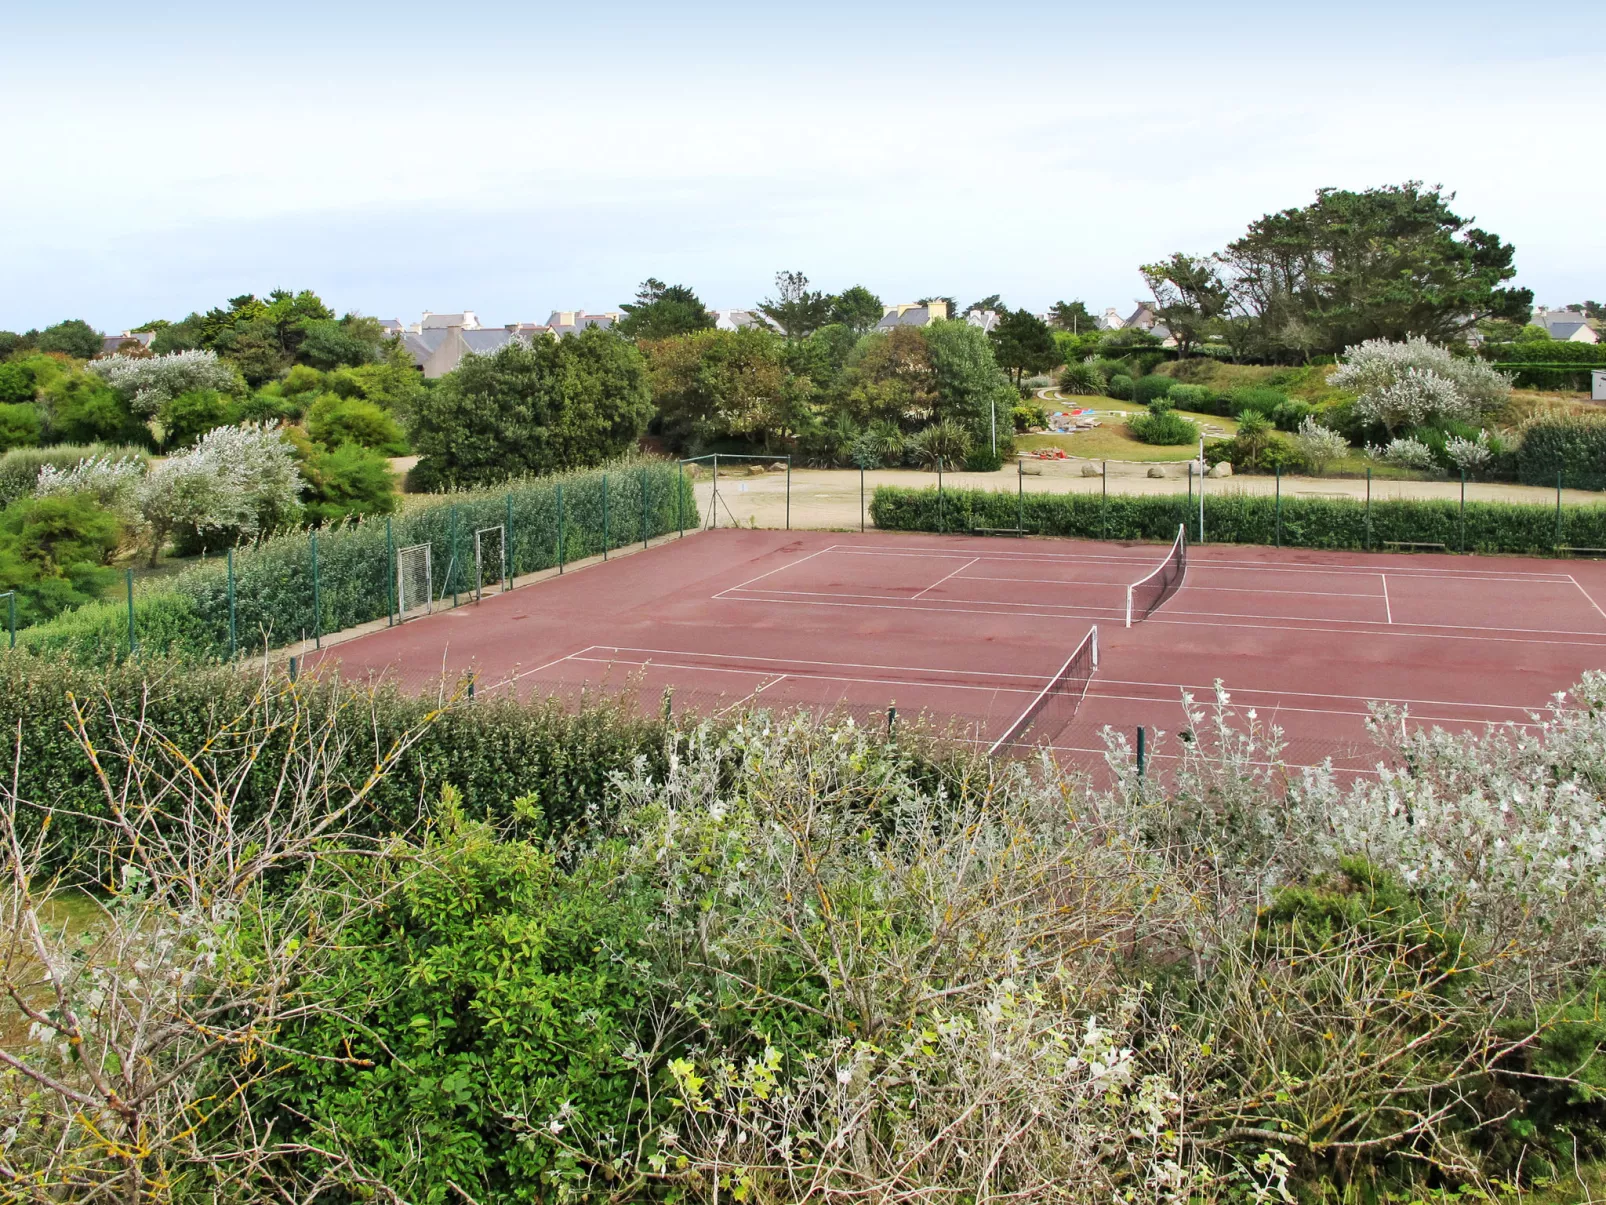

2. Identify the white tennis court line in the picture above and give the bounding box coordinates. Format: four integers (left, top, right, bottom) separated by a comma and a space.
966, 574, 1385, 600
718, 588, 1606, 649
563, 653, 1038, 698
912, 556, 980, 599
1089, 675, 1554, 714
1571, 575, 1606, 625
1080, 688, 1544, 730
588, 644, 1050, 681
723, 546, 835, 593
1380, 574, 1392, 624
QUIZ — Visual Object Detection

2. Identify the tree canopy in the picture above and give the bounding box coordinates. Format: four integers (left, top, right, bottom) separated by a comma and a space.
988, 308, 1058, 385
1047, 300, 1096, 333
759, 271, 834, 340
615, 279, 715, 340
36, 319, 102, 360
828, 286, 885, 334
410, 331, 652, 490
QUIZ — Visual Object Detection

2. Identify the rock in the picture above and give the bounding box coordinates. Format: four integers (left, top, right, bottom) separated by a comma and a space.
1209, 461, 1233, 478
1147, 466, 1167, 479
1021, 463, 1043, 476
1080, 463, 1102, 477
747, 464, 767, 476
766, 461, 787, 473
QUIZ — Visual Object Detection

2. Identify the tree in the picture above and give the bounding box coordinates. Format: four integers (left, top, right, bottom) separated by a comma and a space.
963, 293, 1003, 316
988, 308, 1058, 386
0, 331, 24, 359
1139, 253, 1232, 357
1329, 336, 1511, 435
307, 394, 407, 454
758, 271, 834, 340
35, 319, 102, 360
644, 327, 793, 450
841, 327, 938, 427
159, 388, 239, 450
924, 319, 1017, 448
296, 315, 387, 371
1047, 300, 1097, 333
86, 348, 243, 416
410, 330, 652, 490
0, 493, 121, 623
828, 285, 885, 333
1217, 183, 1532, 359
616, 278, 715, 340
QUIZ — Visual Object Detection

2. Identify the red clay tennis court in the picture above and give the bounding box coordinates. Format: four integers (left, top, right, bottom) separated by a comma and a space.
302, 528, 1606, 774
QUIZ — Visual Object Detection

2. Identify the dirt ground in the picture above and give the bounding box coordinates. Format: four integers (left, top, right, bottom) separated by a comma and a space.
690, 461, 1604, 531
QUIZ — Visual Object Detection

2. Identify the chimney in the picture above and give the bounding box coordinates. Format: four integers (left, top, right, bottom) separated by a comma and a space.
928, 300, 948, 321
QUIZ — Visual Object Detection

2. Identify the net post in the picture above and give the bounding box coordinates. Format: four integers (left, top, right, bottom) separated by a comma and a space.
1136, 726, 1146, 779
1125, 586, 1134, 628
227, 546, 237, 659
1275, 465, 1282, 548
1017, 457, 1024, 532
1090, 624, 1098, 667
449, 505, 460, 606
556, 486, 565, 573
937, 457, 944, 533
602, 472, 609, 559
311, 531, 321, 649
386, 516, 395, 624
642, 466, 650, 550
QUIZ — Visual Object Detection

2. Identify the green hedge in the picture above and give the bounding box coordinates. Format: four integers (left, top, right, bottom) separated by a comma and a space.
0, 654, 673, 873
1489, 342, 1606, 364
870, 484, 1606, 554
22, 458, 697, 662
1517, 414, 1606, 491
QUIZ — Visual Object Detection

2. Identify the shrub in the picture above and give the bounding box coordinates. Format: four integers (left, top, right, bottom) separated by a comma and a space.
1444, 430, 1494, 475
964, 446, 1004, 472
1257, 438, 1306, 474
0, 361, 36, 405
1292, 415, 1350, 475
1132, 374, 1173, 404
1331, 336, 1511, 431
86, 349, 242, 416
34, 452, 145, 511
1127, 401, 1198, 446
0, 444, 149, 507
1226, 385, 1287, 418
306, 393, 407, 454
138, 423, 305, 564
158, 387, 238, 449
869, 483, 1606, 554
1106, 373, 1134, 400
1231, 410, 1275, 466
1056, 361, 1103, 396
0, 494, 123, 625
0, 402, 42, 450
1367, 436, 1437, 470
1165, 383, 1212, 410
297, 440, 400, 525
1010, 402, 1047, 432
1270, 399, 1312, 431
908, 419, 972, 467
39, 370, 146, 445
1516, 412, 1606, 489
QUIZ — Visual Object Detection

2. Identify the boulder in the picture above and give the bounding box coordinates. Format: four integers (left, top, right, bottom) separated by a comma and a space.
1147, 465, 1167, 479
1021, 463, 1043, 476
748, 463, 767, 476
766, 461, 787, 473
1080, 463, 1102, 477
1209, 461, 1233, 478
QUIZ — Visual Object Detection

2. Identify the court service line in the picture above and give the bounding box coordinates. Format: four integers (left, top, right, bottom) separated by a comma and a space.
1380, 574, 1392, 624
964, 574, 1383, 600
720, 589, 1606, 649
1570, 575, 1606, 625
563, 654, 1038, 697
588, 644, 1050, 681
912, 557, 980, 600
1083, 689, 1544, 730
1091, 675, 1555, 714
723, 547, 836, 593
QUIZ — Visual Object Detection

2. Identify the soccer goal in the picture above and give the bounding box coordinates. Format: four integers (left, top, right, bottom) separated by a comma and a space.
474, 525, 508, 601
396, 543, 433, 620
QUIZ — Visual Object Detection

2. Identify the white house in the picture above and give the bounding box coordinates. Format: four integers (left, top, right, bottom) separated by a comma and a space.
875, 300, 949, 330
1533, 308, 1600, 344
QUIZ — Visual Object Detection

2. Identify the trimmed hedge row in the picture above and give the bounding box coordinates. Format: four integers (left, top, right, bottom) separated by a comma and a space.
22, 459, 697, 663
0, 654, 672, 873
870, 484, 1606, 554
1517, 413, 1606, 491
1488, 342, 1606, 364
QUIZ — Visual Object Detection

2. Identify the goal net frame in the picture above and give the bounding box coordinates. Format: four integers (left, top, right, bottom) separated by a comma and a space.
396, 543, 433, 620
474, 525, 508, 601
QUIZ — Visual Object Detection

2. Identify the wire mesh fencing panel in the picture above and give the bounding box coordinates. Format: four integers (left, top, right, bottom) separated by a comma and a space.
474, 526, 506, 601
397, 544, 433, 619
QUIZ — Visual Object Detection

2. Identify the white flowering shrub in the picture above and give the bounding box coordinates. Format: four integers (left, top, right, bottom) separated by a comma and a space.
1444, 429, 1493, 473
86, 349, 242, 415
134, 422, 303, 563
1291, 414, 1349, 474
1329, 336, 1511, 432
1364, 435, 1437, 469
33, 453, 146, 512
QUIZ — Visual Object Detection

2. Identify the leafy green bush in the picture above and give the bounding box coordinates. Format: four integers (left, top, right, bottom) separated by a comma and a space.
908, 420, 971, 468
1516, 413, 1606, 490
1056, 361, 1103, 396
306, 393, 407, 454
1127, 401, 1198, 446
0, 443, 150, 507
1226, 385, 1287, 418
0, 362, 36, 405
870, 483, 1606, 553
158, 388, 237, 449
24, 459, 696, 662
965, 446, 1004, 472
1270, 399, 1313, 431
0, 403, 42, 451
0, 495, 122, 625
297, 440, 400, 525
1165, 383, 1212, 410
1106, 373, 1134, 400
1132, 374, 1173, 404
1011, 403, 1047, 431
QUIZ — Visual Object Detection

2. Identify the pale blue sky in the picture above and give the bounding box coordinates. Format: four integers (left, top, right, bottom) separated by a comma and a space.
3, 1, 1601, 331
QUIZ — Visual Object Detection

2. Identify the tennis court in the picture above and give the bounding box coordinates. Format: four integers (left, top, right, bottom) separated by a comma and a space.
302, 528, 1606, 773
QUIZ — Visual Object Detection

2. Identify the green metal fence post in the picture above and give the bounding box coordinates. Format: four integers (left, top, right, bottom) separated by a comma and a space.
1101, 460, 1108, 540
786, 457, 791, 531
385, 516, 395, 624
505, 493, 515, 580
1187, 462, 1194, 540
310, 532, 321, 649
642, 468, 650, 550
556, 486, 565, 573
1556, 471, 1564, 550
1365, 468, 1372, 551
1459, 469, 1466, 553
448, 505, 459, 607
227, 547, 237, 658
1017, 458, 1024, 532
1275, 465, 1282, 548
937, 457, 944, 533
4, 593, 13, 650
861, 464, 866, 532
1136, 726, 1147, 778
602, 473, 609, 559
888, 705, 897, 738
711, 456, 718, 530
126, 569, 136, 659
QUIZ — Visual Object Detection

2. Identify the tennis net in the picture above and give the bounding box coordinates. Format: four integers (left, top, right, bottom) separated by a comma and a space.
1125, 524, 1187, 627
988, 625, 1098, 755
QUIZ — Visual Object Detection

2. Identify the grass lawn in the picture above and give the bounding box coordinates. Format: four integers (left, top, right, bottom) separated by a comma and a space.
1023, 397, 1237, 462
1, 889, 106, 1049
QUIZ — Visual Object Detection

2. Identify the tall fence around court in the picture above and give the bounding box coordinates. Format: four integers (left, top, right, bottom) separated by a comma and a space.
20, 459, 697, 665
870, 459, 1606, 556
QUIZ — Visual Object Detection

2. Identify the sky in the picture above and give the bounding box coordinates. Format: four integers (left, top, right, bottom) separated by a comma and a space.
3, 0, 1602, 333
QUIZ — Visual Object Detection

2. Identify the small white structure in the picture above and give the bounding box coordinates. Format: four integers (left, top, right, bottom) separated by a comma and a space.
1593, 369, 1606, 402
